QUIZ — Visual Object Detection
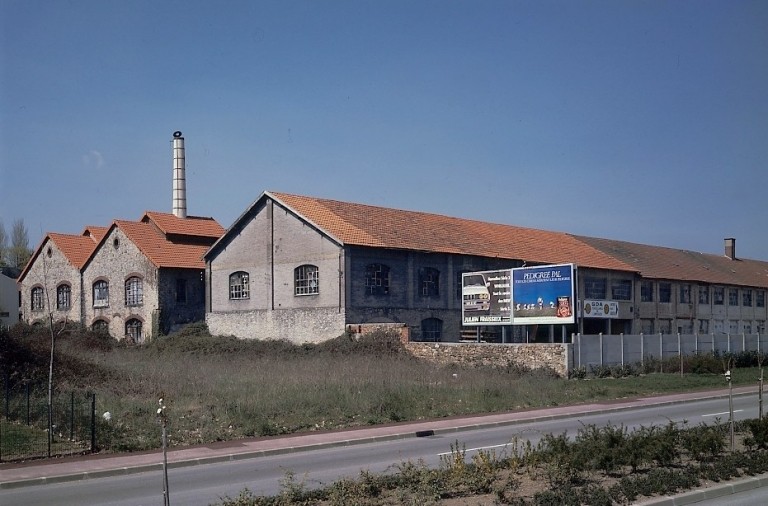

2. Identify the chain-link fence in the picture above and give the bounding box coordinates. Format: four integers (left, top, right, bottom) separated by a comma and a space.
1, 380, 96, 462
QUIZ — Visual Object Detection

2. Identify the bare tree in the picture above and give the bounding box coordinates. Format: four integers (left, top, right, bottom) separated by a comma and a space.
10, 218, 32, 269
0, 219, 8, 267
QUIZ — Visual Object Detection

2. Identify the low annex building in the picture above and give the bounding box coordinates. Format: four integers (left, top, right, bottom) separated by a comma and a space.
203, 191, 767, 343
19, 212, 224, 342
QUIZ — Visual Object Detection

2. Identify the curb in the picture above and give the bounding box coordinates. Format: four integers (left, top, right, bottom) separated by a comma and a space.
635, 474, 768, 506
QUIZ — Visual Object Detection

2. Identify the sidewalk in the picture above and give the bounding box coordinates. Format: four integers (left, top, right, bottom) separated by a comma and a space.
1, 385, 765, 503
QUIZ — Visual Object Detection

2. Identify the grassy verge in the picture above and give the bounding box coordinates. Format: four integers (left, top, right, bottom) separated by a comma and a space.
1, 323, 764, 454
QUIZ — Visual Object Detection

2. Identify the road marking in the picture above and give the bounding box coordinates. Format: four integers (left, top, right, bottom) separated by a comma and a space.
437, 443, 511, 456
702, 410, 743, 417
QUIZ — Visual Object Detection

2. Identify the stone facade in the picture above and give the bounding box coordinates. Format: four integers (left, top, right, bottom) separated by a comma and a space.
404, 342, 572, 378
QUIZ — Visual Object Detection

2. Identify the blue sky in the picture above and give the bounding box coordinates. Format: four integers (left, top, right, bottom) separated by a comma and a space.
2, 0, 766, 260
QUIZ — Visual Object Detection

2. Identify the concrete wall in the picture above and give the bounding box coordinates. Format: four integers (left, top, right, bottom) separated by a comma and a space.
405, 341, 571, 377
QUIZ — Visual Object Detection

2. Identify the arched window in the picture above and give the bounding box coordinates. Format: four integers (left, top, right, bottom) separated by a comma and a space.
421, 318, 443, 342
31, 286, 44, 311
125, 277, 143, 306
92, 319, 109, 335
125, 318, 143, 344
229, 271, 250, 300
56, 284, 72, 310
295, 265, 319, 295
419, 267, 440, 297
93, 280, 109, 308
365, 263, 390, 295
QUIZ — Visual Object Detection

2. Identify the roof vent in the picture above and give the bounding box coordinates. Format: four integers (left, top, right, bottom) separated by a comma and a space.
724, 238, 736, 260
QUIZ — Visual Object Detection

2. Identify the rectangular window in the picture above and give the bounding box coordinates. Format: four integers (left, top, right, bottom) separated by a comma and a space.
57, 285, 71, 310
698, 285, 709, 305
729, 288, 739, 306
176, 279, 187, 303
640, 281, 654, 302
658, 319, 672, 334
659, 283, 671, 303
611, 280, 632, 301
584, 277, 606, 299
758, 321, 766, 334
125, 277, 143, 307
295, 265, 319, 295
31, 287, 44, 311
698, 319, 709, 334
743, 290, 752, 307
758, 291, 766, 308
640, 318, 654, 334
679, 284, 691, 304
713, 287, 724, 305
419, 267, 440, 297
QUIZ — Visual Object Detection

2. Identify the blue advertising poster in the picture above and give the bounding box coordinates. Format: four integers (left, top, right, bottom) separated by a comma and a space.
511, 264, 575, 325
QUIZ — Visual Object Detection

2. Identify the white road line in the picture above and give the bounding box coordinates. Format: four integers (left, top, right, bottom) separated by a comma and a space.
437, 443, 512, 456
702, 410, 743, 417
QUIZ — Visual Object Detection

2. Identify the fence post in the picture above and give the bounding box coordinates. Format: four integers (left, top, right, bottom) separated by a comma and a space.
26, 383, 31, 426
599, 333, 604, 367
577, 333, 582, 369
91, 393, 96, 452
640, 333, 644, 369
678, 333, 683, 377
621, 333, 625, 367
660, 333, 663, 373
712, 333, 715, 354
70, 392, 75, 442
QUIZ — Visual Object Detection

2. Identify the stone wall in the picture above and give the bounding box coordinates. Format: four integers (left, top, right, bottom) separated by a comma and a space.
403, 342, 572, 377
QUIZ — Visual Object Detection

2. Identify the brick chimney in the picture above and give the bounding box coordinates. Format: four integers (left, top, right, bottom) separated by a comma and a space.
724, 238, 736, 260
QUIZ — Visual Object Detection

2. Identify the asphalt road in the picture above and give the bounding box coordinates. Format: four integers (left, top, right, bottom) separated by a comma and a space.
1, 392, 764, 506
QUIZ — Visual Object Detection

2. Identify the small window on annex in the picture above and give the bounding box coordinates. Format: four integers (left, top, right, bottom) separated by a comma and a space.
56, 284, 71, 310
93, 280, 109, 308
125, 318, 143, 344
125, 277, 143, 307
92, 319, 109, 335
728, 288, 739, 306
640, 281, 654, 302
698, 319, 709, 334
295, 265, 319, 295
714, 286, 725, 305
611, 280, 632, 301
584, 277, 606, 299
365, 263, 390, 295
419, 267, 440, 297
31, 287, 45, 311
658, 283, 671, 303
229, 271, 250, 300
758, 291, 766, 308
420, 318, 443, 342
698, 285, 709, 305
743, 290, 753, 307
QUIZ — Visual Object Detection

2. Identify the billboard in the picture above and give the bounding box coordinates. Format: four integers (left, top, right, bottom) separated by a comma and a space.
461, 269, 512, 325
580, 299, 619, 319
511, 264, 575, 325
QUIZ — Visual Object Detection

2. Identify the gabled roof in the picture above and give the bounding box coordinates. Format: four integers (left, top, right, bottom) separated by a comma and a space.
18, 232, 101, 282
575, 236, 768, 289
141, 211, 225, 239
82, 226, 109, 242
108, 220, 210, 269
207, 191, 637, 272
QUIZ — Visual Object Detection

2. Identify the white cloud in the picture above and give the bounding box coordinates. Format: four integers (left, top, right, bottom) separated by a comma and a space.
82, 150, 104, 169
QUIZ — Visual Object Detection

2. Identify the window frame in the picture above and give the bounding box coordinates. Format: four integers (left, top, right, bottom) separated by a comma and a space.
611, 279, 632, 301
698, 285, 709, 305
419, 267, 440, 298
743, 289, 753, 307
229, 271, 250, 300
365, 263, 390, 296
125, 318, 143, 343
31, 286, 45, 311
294, 264, 319, 296
125, 276, 143, 307
713, 286, 725, 305
584, 277, 607, 299
728, 288, 739, 306
658, 282, 671, 303
56, 284, 71, 310
420, 317, 443, 342
640, 281, 654, 302
93, 280, 109, 308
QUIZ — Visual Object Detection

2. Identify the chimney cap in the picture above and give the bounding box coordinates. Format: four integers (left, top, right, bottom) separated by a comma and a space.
173, 131, 183, 138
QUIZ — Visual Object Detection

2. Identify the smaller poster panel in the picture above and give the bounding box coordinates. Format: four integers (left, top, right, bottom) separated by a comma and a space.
580, 300, 619, 319
511, 264, 575, 325
461, 269, 512, 326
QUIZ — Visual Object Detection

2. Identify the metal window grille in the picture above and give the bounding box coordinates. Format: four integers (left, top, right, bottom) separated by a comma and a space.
57, 284, 71, 310
31, 287, 44, 311
125, 319, 143, 343
125, 277, 143, 306
365, 264, 389, 295
93, 281, 109, 308
229, 272, 250, 300
295, 265, 319, 295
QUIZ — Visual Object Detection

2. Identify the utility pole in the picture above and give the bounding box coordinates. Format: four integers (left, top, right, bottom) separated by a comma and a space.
158, 397, 170, 506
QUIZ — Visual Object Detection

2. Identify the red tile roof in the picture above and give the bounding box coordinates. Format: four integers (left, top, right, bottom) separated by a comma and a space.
575, 236, 768, 289
141, 211, 225, 239
18, 232, 102, 282
82, 226, 109, 242
114, 220, 210, 269
268, 192, 637, 272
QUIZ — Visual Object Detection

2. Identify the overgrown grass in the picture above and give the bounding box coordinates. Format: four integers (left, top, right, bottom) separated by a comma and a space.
1, 323, 763, 453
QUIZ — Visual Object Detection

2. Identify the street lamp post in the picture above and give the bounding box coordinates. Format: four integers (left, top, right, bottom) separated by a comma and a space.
158, 397, 170, 506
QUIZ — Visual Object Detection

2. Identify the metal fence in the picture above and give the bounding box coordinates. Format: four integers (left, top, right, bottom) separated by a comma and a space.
1, 381, 96, 462
572, 333, 768, 370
